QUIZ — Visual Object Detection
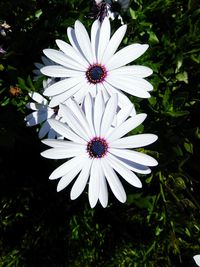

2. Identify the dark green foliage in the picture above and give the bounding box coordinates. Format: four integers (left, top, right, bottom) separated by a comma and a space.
0, 0, 199, 266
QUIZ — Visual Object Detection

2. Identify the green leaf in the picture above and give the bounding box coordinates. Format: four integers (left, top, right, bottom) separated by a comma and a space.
147, 30, 159, 44
27, 75, 35, 91
163, 110, 189, 117
185, 228, 191, 237
162, 88, 171, 110
0, 64, 4, 71
175, 55, 183, 73
35, 9, 43, 19
176, 71, 188, 84
129, 8, 137, 19
184, 141, 193, 154
17, 77, 27, 90
148, 96, 157, 107
127, 193, 156, 210
190, 54, 200, 64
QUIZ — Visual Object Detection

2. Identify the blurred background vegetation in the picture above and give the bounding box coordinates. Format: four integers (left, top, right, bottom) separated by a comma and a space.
0, 0, 200, 266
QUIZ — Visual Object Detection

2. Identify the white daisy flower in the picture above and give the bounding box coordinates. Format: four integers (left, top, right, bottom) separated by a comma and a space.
41, 93, 158, 208
25, 91, 63, 139
41, 17, 153, 108
194, 255, 200, 266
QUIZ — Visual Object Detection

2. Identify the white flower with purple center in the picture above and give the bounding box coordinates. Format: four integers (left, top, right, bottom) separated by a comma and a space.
194, 255, 200, 266
41, 17, 153, 108
25, 92, 63, 139
41, 93, 158, 208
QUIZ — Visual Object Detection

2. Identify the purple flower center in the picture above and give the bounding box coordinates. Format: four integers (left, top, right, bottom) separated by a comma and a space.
86, 64, 107, 84
87, 137, 108, 158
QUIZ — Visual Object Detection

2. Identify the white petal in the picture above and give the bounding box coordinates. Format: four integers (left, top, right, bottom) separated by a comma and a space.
47, 119, 85, 144
105, 77, 151, 98
48, 128, 57, 139
70, 159, 92, 200
28, 92, 48, 105
102, 82, 135, 117
26, 102, 43, 110
59, 104, 90, 140
110, 65, 153, 78
46, 108, 56, 118
91, 19, 100, 62
34, 62, 44, 69
87, 83, 97, 98
43, 77, 84, 97
33, 70, 42, 78
48, 154, 87, 180
106, 113, 147, 141
43, 78, 55, 89
73, 81, 93, 104
107, 154, 142, 188
57, 163, 84, 192
108, 153, 151, 174
116, 104, 135, 127
25, 108, 46, 120
109, 148, 158, 167
101, 86, 110, 103
93, 82, 105, 97
89, 160, 100, 208
74, 20, 93, 63
48, 83, 83, 107
102, 24, 127, 64
87, 83, 104, 99
67, 27, 85, 58
83, 94, 95, 136
41, 56, 52, 65
66, 98, 94, 137
39, 121, 50, 138
41, 146, 85, 159
42, 139, 82, 148
100, 94, 118, 136
101, 158, 126, 203
25, 111, 47, 126
43, 49, 85, 71
106, 44, 149, 70
120, 76, 153, 92
94, 91, 105, 136
56, 39, 88, 68
41, 65, 82, 78
97, 17, 110, 62
110, 134, 158, 148
98, 163, 108, 208
194, 255, 200, 267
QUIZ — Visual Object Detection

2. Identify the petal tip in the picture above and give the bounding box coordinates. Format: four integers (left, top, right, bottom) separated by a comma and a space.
89, 202, 96, 209
152, 158, 159, 166
136, 180, 142, 188
40, 67, 46, 75
40, 151, 46, 158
